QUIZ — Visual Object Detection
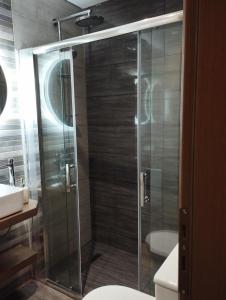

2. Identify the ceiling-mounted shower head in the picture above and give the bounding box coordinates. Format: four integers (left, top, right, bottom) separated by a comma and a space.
75, 15, 104, 28
52, 9, 104, 40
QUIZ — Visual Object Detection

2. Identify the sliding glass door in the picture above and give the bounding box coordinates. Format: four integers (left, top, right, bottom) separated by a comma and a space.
138, 22, 182, 295
35, 49, 81, 293
30, 15, 182, 298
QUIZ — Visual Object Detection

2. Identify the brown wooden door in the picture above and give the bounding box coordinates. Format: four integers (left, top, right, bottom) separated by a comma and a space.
180, 1, 226, 299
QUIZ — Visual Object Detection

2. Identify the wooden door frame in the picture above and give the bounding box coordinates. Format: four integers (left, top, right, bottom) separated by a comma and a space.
179, 0, 199, 298
180, 1, 226, 299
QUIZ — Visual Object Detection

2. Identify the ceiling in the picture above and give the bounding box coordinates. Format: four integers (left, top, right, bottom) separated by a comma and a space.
66, 0, 109, 9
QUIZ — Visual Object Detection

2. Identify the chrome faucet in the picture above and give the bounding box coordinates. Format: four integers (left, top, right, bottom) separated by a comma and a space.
7, 158, 15, 186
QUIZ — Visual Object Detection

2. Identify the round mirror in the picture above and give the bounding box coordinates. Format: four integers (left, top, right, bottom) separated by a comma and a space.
0, 66, 7, 116
45, 59, 73, 127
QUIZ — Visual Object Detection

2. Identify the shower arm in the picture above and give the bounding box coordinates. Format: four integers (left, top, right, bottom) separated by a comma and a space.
53, 9, 91, 24
53, 9, 91, 40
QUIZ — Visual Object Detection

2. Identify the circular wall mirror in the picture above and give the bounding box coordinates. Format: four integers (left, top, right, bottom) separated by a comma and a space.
44, 59, 73, 127
0, 66, 7, 116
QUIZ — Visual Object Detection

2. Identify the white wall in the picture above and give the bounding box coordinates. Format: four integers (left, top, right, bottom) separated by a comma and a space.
11, 0, 81, 49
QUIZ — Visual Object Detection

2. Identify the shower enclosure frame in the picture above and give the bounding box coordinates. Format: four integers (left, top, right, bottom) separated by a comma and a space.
24, 10, 183, 296
33, 11, 183, 55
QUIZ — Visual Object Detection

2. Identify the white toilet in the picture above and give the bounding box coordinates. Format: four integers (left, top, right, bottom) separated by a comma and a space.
83, 245, 178, 300
83, 285, 155, 300
145, 230, 178, 257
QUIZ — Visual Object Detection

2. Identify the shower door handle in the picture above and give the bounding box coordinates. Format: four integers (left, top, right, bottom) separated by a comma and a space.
140, 170, 151, 207
140, 172, 145, 207
66, 163, 76, 193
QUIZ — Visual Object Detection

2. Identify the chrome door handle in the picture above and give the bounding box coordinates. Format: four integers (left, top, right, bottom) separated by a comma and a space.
140, 171, 145, 207
140, 170, 151, 207
66, 163, 71, 193
66, 163, 76, 193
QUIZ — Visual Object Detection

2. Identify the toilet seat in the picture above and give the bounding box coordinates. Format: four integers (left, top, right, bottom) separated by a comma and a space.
83, 286, 155, 300
145, 230, 178, 257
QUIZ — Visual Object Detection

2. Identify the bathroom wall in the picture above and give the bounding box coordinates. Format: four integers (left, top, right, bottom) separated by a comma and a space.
89, 0, 183, 31
86, 0, 183, 253
86, 35, 138, 253
11, 0, 80, 48
1, 0, 91, 296
0, 1, 29, 296
0, 0, 23, 262
0, 1, 23, 191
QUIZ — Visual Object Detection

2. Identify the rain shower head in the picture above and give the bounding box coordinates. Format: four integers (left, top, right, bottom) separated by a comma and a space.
75, 15, 104, 27
52, 9, 104, 28
53, 9, 104, 40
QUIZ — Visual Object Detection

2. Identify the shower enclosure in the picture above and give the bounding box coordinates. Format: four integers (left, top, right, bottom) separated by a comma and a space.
20, 11, 183, 298
35, 49, 82, 292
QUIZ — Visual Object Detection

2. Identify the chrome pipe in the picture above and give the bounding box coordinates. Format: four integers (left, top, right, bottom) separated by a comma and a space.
57, 20, 62, 41
52, 9, 92, 41
52, 9, 91, 25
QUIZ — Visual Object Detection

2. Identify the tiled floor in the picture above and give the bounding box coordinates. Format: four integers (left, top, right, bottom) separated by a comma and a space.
83, 242, 138, 295
46, 242, 138, 295
4, 243, 162, 299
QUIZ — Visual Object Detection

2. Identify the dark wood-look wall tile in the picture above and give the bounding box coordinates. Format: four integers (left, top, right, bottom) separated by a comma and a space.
87, 35, 137, 66
86, 0, 183, 256
93, 224, 138, 254
165, 0, 183, 13
90, 180, 137, 217
86, 62, 137, 97
87, 94, 137, 127
88, 125, 136, 156
89, 0, 165, 32
89, 153, 137, 184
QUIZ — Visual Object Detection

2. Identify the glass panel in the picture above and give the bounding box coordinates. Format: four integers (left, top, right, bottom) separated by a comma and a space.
139, 22, 182, 295
76, 33, 139, 295
35, 49, 81, 293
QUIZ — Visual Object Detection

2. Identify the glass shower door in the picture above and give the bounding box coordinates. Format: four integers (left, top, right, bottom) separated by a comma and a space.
138, 22, 182, 295
35, 49, 81, 293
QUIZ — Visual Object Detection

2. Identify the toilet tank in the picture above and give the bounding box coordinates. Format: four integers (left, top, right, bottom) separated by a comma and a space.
154, 244, 178, 300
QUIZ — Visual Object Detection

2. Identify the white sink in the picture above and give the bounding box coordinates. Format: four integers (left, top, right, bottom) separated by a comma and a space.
0, 184, 24, 219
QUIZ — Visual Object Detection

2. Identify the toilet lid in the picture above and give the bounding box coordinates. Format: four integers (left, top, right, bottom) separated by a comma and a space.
83, 286, 155, 300
145, 230, 178, 257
